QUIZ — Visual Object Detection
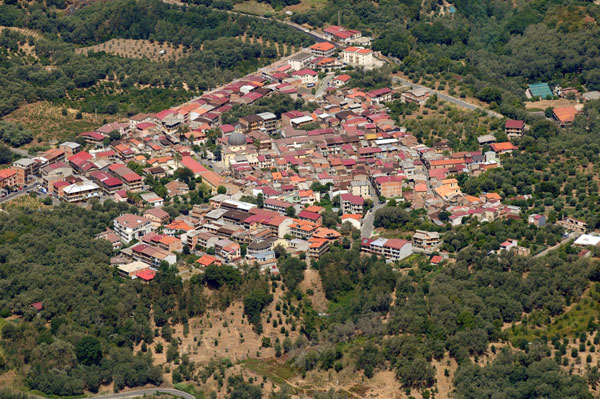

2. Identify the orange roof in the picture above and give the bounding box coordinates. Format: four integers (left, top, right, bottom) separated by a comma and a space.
341, 213, 361, 220
485, 192, 502, 201
309, 238, 329, 248
357, 48, 372, 54
344, 46, 359, 52
160, 236, 180, 245
299, 190, 313, 197
490, 142, 517, 152
465, 195, 482, 203
313, 227, 341, 240
305, 205, 324, 214
196, 254, 220, 267
272, 172, 283, 180
165, 220, 194, 232
415, 183, 428, 192
311, 42, 335, 51
148, 156, 172, 165
553, 107, 579, 124
0, 169, 16, 179
317, 57, 336, 65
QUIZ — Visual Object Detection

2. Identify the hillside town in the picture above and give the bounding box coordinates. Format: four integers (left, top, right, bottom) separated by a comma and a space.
2, 34, 596, 282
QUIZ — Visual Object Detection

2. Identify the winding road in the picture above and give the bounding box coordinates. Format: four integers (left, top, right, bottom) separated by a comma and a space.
91, 388, 194, 399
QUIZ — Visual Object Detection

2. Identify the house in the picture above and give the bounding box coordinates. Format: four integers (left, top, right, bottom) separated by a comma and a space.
310, 42, 336, 58
361, 237, 413, 261
528, 213, 546, 227
366, 88, 392, 104
558, 216, 587, 233
412, 230, 441, 249
505, 120, 525, 138
144, 207, 171, 226
340, 193, 364, 214
62, 180, 101, 202
196, 254, 222, 268
477, 134, 496, 145
552, 106, 580, 126
165, 180, 190, 197
342, 47, 373, 67
526, 83, 552, 99
499, 239, 518, 252
323, 26, 362, 44
113, 214, 154, 243
89, 170, 123, 194
490, 142, 517, 155
308, 238, 330, 258
573, 234, 600, 247
117, 261, 150, 279
0, 169, 17, 188
333, 74, 351, 87
291, 69, 318, 86
402, 88, 430, 105
374, 176, 404, 198
435, 178, 461, 201
130, 243, 176, 267
288, 52, 314, 71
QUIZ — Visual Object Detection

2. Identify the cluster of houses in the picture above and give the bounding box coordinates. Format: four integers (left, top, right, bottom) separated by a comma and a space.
5, 28, 596, 279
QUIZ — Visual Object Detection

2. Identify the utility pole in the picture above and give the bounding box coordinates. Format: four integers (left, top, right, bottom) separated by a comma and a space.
338, 10, 341, 26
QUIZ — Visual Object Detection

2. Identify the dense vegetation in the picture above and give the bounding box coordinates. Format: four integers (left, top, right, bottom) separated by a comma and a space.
0, 0, 313, 117
0, 202, 206, 395
310, 245, 592, 392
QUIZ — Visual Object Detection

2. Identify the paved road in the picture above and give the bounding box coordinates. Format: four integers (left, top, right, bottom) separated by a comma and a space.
9, 146, 32, 159
315, 73, 333, 98
534, 231, 580, 258
91, 388, 195, 399
0, 183, 37, 204
391, 76, 503, 118
361, 201, 384, 238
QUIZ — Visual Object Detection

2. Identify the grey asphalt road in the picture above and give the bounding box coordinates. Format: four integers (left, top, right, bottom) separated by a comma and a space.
9, 146, 32, 159
90, 388, 195, 399
391, 76, 503, 118
361, 202, 384, 238
315, 73, 333, 98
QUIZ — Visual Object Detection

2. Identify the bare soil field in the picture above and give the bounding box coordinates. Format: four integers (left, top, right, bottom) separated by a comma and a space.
525, 98, 578, 110
76, 38, 188, 61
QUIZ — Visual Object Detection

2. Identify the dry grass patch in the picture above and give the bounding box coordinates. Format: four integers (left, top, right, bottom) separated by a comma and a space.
3, 101, 120, 144
76, 38, 188, 61
525, 98, 578, 110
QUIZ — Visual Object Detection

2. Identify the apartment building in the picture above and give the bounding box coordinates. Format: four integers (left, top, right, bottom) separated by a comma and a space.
342, 47, 373, 67
13, 158, 40, 186
340, 193, 364, 214
113, 214, 154, 242
361, 238, 413, 261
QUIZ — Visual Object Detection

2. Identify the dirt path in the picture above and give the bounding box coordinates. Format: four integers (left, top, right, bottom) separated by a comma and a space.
300, 267, 328, 313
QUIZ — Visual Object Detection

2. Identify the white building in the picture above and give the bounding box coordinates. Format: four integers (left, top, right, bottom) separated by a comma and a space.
113, 214, 154, 243
342, 47, 373, 67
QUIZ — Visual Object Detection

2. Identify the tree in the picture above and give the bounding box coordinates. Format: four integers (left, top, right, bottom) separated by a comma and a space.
256, 193, 264, 208
285, 206, 296, 217
75, 336, 102, 366
217, 186, 227, 194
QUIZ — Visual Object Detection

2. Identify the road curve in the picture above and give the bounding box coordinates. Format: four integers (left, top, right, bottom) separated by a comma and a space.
90, 388, 195, 399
